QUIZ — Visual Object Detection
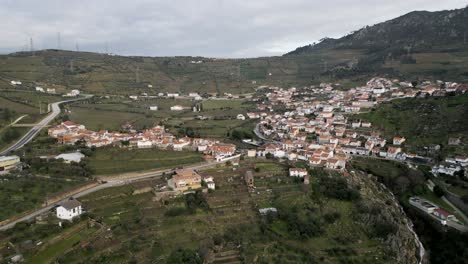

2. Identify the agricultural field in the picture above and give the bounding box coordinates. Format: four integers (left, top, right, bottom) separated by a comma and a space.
87, 148, 204, 175
383, 50, 468, 83
355, 93, 468, 158
67, 106, 155, 131
66, 95, 256, 140
0, 174, 86, 222
0, 49, 369, 97
0, 159, 397, 263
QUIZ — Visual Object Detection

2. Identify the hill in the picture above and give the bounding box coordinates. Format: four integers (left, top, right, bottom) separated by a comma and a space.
0, 49, 362, 95
287, 6, 468, 82
0, 8, 467, 95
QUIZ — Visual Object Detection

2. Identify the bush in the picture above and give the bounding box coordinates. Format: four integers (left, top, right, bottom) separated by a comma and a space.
167, 248, 202, 264
433, 185, 445, 197
165, 207, 189, 217
185, 191, 209, 213
318, 176, 361, 201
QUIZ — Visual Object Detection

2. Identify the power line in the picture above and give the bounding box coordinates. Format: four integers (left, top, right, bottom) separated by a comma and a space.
135, 65, 140, 83
57, 32, 61, 50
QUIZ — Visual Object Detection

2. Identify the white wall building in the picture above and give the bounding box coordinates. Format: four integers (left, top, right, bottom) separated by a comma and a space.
56, 200, 83, 220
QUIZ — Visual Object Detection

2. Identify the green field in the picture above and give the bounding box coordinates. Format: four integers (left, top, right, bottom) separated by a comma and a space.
0, 175, 85, 221
384, 51, 468, 82
68, 106, 156, 131
0, 49, 368, 96
88, 148, 204, 175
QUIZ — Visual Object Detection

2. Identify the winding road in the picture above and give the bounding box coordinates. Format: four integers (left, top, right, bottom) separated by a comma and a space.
0, 154, 241, 231
0, 95, 92, 156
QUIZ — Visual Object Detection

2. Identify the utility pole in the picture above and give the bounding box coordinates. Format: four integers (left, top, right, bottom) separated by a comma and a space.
39, 101, 42, 114
76, 43, 79, 52
70, 59, 74, 73
406, 46, 411, 56
57, 32, 61, 50
30, 37, 35, 56
135, 65, 140, 83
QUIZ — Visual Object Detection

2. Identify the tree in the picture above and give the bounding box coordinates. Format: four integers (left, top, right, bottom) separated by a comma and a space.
167, 248, 202, 264
461, 195, 468, 204
2, 108, 11, 121
433, 185, 445, 197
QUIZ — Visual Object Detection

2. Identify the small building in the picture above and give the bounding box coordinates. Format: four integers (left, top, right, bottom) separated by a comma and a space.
289, 168, 308, 178
204, 176, 215, 190
409, 197, 438, 214
247, 149, 256, 157
244, 170, 254, 187
432, 209, 455, 225
259, 207, 278, 216
237, 114, 246, 120
393, 136, 406, 146
168, 169, 202, 191
56, 199, 83, 220
149, 106, 158, 111
0, 155, 21, 174
304, 174, 310, 185
170, 105, 185, 111
47, 88, 56, 94
55, 152, 85, 163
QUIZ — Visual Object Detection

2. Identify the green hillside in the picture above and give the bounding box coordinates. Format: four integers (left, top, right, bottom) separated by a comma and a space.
355, 94, 468, 158
0, 49, 364, 96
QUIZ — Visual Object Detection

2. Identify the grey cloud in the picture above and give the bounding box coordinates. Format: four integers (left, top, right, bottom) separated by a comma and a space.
0, 0, 466, 57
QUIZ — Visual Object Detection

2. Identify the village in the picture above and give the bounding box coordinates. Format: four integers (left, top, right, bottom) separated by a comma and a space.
247, 77, 468, 173
1, 75, 468, 264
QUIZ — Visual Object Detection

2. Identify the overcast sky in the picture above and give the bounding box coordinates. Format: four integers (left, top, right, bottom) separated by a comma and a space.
0, 0, 466, 58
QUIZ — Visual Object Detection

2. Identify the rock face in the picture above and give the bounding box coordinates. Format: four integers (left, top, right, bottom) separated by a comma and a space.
287, 7, 468, 55
348, 171, 423, 264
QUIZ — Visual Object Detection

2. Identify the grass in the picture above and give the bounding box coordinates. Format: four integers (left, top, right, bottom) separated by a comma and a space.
0, 49, 367, 96
88, 148, 204, 175
0, 127, 29, 152
384, 50, 468, 83
447, 185, 468, 197
68, 106, 156, 131
0, 175, 84, 222
26, 222, 99, 264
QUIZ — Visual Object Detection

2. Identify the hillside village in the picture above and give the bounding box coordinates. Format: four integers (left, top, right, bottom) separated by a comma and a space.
48, 122, 237, 162
249, 77, 468, 173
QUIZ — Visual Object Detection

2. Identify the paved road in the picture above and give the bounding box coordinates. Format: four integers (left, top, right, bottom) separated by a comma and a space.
0, 95, 92, 156
0, 154, 241, 231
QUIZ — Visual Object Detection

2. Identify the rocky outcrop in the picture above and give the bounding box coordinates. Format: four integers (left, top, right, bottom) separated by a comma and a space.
348, 171, 424, 264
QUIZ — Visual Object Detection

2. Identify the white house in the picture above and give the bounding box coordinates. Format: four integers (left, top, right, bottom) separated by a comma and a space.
137, 140, 153, 148
393, 136, 406, 146
237, 114, 246, 120
204, 176, 215, 190
35, 86, 45, 93
56, 200, 83, 220
47, 88, 56, 94
149, 106, 158, 111
247, 149, 256, 157
170, 105, 185, 111
55, 152, 85, 163
289, 168, 308, 178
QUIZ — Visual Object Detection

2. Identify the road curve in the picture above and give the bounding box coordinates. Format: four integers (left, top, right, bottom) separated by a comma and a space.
0, 95, 92, 156
0, 154, 240, 231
